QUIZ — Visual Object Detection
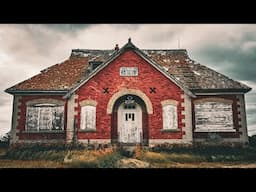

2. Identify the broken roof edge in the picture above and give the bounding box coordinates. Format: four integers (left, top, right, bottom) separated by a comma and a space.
5, 89, 69, 95
191, 88, 252, 94
70, 48, 189, 57
194, 63, 252, 91
4, 70, 46, 95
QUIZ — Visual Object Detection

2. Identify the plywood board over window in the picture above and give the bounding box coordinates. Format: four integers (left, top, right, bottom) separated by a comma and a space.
26, 104, 64, 131
80, 105, 96, 131
161, 99, 178, 130
194, 98, 235, 132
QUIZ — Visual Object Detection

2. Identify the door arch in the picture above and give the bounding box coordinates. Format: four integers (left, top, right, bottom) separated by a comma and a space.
111, 94, 148, 145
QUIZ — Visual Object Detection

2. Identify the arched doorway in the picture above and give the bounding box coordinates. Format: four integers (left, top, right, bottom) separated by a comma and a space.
111, 94, 148, 145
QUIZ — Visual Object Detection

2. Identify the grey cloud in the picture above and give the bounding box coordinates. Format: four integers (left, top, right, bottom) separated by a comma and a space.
0, 24, 82, 65
17, 24, 91, 33
0, 96, 11, 106
43, 24, 91, 32
192, 44, 256, 82
112, 24, 141, 30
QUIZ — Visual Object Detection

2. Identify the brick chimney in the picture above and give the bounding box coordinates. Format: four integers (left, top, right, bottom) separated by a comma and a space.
115, 44, 119, 51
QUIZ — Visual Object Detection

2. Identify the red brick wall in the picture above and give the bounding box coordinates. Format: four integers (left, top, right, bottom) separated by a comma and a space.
192, 95, 241, 139
17, 95, 67, 140
76, 50, 184, 140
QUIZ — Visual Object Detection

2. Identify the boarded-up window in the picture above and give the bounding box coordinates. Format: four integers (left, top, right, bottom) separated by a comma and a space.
80, 105, 96, 131
194, 101, 234, 132
163, 105, 178, 130
26, 104, 64, 131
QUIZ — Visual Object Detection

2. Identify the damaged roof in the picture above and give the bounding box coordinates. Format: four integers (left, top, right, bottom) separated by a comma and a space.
5, 40, 251, 95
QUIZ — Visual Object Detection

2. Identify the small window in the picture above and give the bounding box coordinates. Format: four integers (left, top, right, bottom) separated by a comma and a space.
124, 104, 136, 109
80, 105, 96, 131
162, 104, 178, 130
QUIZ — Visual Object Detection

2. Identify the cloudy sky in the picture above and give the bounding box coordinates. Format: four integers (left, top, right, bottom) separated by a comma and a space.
0, 24, 255, 137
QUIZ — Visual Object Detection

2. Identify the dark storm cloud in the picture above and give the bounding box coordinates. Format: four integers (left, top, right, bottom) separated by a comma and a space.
194, 46, 256, 81
192, 31, 256, 82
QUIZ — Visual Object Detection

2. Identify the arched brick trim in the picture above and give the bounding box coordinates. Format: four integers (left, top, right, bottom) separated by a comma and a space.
107, 88, 153, 114
161, 99, 178, 106
26, 98, 65, 106
79, 99, 97, 107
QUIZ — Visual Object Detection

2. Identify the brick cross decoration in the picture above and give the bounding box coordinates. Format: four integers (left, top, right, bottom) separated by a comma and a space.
103, 87, 109, 94
150, 87, 156, 93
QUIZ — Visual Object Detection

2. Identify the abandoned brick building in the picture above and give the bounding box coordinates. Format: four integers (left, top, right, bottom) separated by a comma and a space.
5, 39, 251, 146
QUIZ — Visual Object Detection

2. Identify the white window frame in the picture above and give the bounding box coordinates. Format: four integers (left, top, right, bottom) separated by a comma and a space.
194, 98, 235, 132
80, 105, 96, 131
161, 100, 178, 131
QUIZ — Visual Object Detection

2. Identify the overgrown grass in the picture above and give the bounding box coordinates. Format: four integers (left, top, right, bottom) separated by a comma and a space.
1, 143, 80, 161
2, 142, 256, 168
139, 151, 205, 164
150, 144, 256, 162
67, 151, 122, 168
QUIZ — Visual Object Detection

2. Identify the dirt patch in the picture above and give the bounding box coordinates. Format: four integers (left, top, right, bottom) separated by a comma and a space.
117, 158, 150, 168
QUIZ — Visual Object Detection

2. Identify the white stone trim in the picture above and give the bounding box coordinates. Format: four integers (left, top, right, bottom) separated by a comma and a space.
236, 95, 248, 143
26, 98, 65, 106
107, 88, 153, 114
79, 99, 97, 107
78, 139, 111, 144
66, 94, 78, 142
161, 99, 178, 107
149, 139, 192, 145
10, 95, 22, 144
194, 129, 236, 132
182, 94, 192, 141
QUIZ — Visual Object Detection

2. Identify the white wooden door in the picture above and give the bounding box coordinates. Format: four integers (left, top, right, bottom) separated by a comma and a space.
118, 103, 142, 143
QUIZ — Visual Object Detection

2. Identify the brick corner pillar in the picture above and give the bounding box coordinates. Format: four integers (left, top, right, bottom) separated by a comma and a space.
237, 94, 249, 144
10, 95, 22, 144
66, 94, 78, 143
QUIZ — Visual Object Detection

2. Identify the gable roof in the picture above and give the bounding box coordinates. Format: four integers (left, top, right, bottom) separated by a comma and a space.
5, 39, 251, 97
63, 39, 195, 98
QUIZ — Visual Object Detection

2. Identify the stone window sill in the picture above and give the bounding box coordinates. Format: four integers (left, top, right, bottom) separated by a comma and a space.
23, 130, 65, 133
161, 129, 180, 132
79, 129, 97, 133
194, 129, 236, 133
